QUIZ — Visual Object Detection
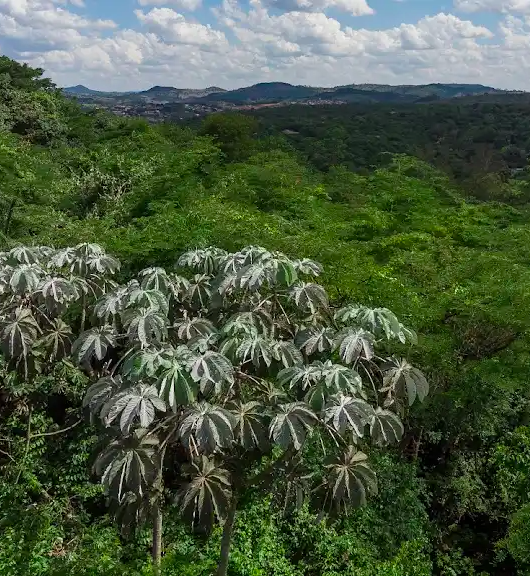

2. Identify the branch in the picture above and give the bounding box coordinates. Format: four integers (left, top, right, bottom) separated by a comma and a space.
0, 447, 15, 463
30, 418, 83, 439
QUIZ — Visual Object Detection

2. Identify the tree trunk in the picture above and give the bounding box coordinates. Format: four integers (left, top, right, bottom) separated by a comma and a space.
4, 199, 15, 236
216, 497, 238, 576
152, 505, 163, 574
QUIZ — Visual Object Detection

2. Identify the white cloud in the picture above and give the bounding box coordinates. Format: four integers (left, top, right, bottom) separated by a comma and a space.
0, 0, 115, 29
135, 8, 228, 49
454, 0, 530, 13
1, 0, 530, 92
262, 0, 373, 16
137, 0, 202, 11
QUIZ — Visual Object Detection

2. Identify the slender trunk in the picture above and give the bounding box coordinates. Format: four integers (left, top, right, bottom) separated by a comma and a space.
216, 496, 238, 576
152, 505, 163, 574
80, 293, 86, 333
4, 199, 15, 236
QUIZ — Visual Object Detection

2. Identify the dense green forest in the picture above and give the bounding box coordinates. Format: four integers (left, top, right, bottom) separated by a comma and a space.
2, 55, 530, 576
249, 100, 530, 201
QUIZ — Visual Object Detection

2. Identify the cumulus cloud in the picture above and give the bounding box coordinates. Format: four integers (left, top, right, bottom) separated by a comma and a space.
262, 0, 373, 16
137, 0, 202, 11
454, 0, 530, 13
0, 0, 115, 53
1, 0, 529, 92
135, 8, 228, 49
0, 0, 115, 29
219, 1, 492, 58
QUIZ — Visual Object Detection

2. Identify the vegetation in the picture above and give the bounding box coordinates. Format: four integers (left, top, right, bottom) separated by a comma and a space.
250, 100, 530, 200
1, 55, 530, 576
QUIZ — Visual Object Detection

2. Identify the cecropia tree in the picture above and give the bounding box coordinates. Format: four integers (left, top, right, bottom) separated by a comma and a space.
0, 243, 428, 575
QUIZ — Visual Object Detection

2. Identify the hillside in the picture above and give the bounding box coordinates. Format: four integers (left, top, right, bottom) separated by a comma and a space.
63, 80, 509, 108
247, 98, 530, 196
2, 55, 530, 576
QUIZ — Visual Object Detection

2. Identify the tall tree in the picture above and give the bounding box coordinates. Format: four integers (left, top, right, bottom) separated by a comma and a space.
0, 244, 428, 574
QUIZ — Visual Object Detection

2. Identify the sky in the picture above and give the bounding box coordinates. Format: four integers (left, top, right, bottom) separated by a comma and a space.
1, 0, 529, 91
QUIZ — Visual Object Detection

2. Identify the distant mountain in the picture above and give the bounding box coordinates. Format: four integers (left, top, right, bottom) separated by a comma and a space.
197, 81, 508, 105
200, 82, 320, 103
62, 81, 519, 111
136, 85, 226, 101
63, 85, 137, 96
63, 85, 106, 95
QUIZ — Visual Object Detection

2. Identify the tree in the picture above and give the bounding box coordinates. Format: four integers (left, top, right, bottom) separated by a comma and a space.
0, 56, 55, 92
0, 244, 428, 575
199, 113, 258, 162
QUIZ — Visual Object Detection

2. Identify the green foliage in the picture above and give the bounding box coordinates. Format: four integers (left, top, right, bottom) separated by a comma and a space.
199, 113, 258, 162
3, 54, 530, 576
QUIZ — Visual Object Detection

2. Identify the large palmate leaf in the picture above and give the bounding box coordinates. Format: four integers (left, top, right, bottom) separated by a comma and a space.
235, 260, 275, 292
9, 264, 44, 295
69, 243, 105, 276
227, 400, 269, 450
177, 456, 231, 531
221, 310, 272, 338
110, 492, 155, 538
290, 282, 329, 315
37, 318, 73, 360
380, 357, 429, 407
179, 402, 235, 454
185, 274, 212, 308
127, 287, 169, 315
37, 276, 79, 314
48, 247, 77, 269
236, 246, 272, 267
168, 274, 191, 300
156, 355, 197, 409
335, 305, 400, 339
86, 252, 120, 274
323, 363, 363, 396
72, 325, 117, 363
270, 402, 317, 450
333, 328, 375, 364
138, 267, 172, 294
122, 308, 168, 347
295, 326, 335, 355
100, 384, 166, 434
272, 340, 303, 368
292, 258, 323, 277
274, 259, 298, 287
297, 362, 362, 411
175, 316, 216, 341
1, 307, 40, 359
83, 375, 123, 420
322, 446, 377, 511
178, 247, 228, 275
369, 407, 404, 446
324, 394, 374, 439
93, 286, 128, 319
0, 265, 13, 295
94, 429, 159, 503
335, 305, 418, 345
75, 243, 105, 258
189, 351, 234, 396
278, 362, 324, 391
9, 245, 41, 265
236, 335, 274, 368
122, 346, 174, 380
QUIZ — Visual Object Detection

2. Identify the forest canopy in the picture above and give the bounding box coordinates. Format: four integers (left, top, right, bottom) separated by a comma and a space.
1, 55, 530, 576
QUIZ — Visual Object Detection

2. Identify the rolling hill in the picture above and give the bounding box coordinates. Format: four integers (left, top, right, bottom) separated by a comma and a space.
63, 81, 513, 107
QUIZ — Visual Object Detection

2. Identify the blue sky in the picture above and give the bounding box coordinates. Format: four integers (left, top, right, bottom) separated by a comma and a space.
0, 0, 527, 90
74, 0, 504, 33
